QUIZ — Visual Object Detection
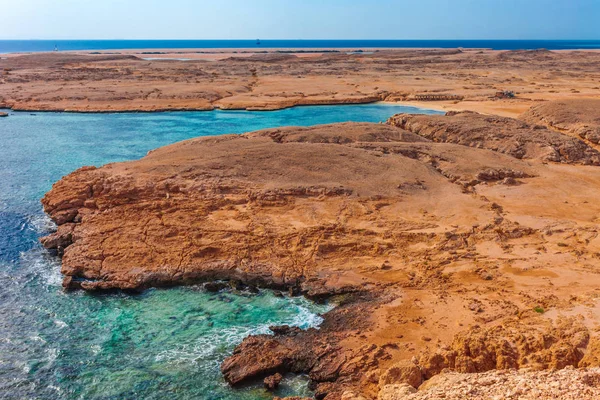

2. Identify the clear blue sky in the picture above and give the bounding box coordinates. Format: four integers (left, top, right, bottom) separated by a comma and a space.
0, 0, 597, 40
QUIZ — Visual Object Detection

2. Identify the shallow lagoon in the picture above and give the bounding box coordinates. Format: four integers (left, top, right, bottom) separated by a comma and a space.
0, 104, 441, 399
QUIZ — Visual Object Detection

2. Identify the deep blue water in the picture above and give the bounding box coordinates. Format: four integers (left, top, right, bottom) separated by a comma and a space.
1, 39, 599, 53
0, 104, 442, 399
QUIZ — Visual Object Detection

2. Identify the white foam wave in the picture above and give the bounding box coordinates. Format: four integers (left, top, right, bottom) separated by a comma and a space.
28, 213, 56, 234
30, 335, 46, 344
90, 345, 101, 356
153, 294, 332, 374
47, 385, 62, 393
45, 347, 59, 365
19, 248, 63, 287
54, 319, 68, 329
285, 295, 333, 330
288, 304, 325, 330
154, 323, 274, 367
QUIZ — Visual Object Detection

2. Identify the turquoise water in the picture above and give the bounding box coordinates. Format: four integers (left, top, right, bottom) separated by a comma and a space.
0, 104, 442, 399
1, 40, 600, 53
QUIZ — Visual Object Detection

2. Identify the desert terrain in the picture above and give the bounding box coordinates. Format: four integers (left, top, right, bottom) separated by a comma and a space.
6, 49, 600, 399
2, 48, 600, 116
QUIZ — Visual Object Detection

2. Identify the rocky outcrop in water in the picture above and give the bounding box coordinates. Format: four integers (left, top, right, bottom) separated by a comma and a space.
264, 372, 283, 390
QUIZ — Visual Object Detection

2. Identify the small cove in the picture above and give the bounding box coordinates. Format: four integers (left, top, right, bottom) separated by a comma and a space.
0, 104, 442, 399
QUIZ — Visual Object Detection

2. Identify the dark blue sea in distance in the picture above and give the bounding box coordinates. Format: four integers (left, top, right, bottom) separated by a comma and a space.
1, 39, 600, 53
0, 104, 442, 399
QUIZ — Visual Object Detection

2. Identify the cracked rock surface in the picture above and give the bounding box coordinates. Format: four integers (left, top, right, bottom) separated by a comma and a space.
41, 115, 600, 399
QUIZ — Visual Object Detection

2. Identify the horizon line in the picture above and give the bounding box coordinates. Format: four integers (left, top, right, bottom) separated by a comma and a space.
0, 38, 598, 41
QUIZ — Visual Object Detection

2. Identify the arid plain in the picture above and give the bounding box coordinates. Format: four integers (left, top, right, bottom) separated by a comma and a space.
2, 48, 600, 116
4, 49, 600, 399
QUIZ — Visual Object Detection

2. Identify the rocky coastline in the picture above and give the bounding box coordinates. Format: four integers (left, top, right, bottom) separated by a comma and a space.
40, 104, 600, 399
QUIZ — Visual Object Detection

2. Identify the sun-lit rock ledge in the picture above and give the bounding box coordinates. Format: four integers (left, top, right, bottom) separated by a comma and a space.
41, 115, 600, 398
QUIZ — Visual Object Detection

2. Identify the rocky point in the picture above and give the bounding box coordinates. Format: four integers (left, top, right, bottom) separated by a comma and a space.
41, 107, 600, 399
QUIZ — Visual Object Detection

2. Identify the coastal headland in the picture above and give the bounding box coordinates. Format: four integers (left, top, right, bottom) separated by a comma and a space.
9, 49, 600, 399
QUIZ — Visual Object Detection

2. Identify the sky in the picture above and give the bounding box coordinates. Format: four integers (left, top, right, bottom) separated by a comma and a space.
0, 0, 598, 40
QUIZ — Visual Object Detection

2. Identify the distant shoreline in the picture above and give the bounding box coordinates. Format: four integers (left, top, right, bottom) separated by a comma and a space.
2, 48, 599, 117
3, 47, 599, 61
1, 101, 425, 114
2, 39, 600, 53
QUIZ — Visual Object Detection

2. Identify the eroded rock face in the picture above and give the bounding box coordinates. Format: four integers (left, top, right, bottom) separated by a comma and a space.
387, 111, 600, 165
40, 122, 536, 291
419, 316, 590, 379
274, 397, 312, 400
522, 99, 600, 145
40, 120, 600, 398
387, 367, 600, 400
377, 384, 416, 400
378, 360, 423, 389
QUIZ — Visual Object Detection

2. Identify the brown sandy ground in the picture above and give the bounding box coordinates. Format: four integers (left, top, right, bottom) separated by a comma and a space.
521, 98, 600, 148
2, 49, 600, 116
40, 103, 600, 399
374, 367, 600, 400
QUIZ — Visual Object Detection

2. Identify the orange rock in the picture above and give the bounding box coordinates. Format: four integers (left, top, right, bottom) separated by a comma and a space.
378, 360, 423, 389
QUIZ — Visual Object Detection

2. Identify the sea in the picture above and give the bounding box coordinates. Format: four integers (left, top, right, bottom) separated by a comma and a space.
0, 39, 599, 53
0, 104, 443, 399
